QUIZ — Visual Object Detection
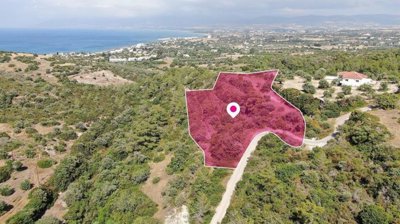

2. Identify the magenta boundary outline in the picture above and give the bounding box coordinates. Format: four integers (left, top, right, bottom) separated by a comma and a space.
184, 69, 306, 169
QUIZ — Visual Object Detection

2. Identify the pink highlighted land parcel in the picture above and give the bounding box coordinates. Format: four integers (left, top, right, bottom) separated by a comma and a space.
185, 70, 305, 168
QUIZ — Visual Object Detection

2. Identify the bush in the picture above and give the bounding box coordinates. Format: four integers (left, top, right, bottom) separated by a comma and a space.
379, 82, 388, 91
37, 159, 54, 168
0, 185, 15, 196
24, 148, 36, 158
54, 143, 66, 152
344, 112, 390, 146
20, 180, 32, 191
375, 93, 397, 110
358, 205, 390, 224
0, 55, 11, 63
342, 85, 351, 95
336, 92, 345, 99
59, 129, 77, 141
358, 84, 374, 94
314, 68, 327, 80
152, 177, 161, 184
323, 88, 334, 98
0, 200, 12, 215
6, 187, 54, 224
51, 156, 83, 191
302, 83, 316, 94
24, 63, 39, 72
0, 132, 10, 138
318, 79, 330, 89
0, 150, 9, 160
322, 102, 341, 118
12, 161, 24, 171
0, 165, 12, 183
36, 216, 62, 224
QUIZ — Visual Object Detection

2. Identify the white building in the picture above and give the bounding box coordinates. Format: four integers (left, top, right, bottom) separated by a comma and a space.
109, 57, 127, 63
339, 71, 372, 87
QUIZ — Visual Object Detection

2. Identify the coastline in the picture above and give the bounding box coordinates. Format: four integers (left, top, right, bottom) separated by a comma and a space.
0, 28, 208, 55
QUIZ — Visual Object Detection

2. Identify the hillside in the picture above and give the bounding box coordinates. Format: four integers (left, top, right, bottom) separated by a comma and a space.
0, 48, 400, 223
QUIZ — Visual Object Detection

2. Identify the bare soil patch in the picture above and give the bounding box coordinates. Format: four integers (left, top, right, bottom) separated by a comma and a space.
69, 70, 133, 86
0, 53, 58, 84
141, 154, 173, 221
368, 109, 400, 148
43, 192, 68, 221
33, 124, 57, 135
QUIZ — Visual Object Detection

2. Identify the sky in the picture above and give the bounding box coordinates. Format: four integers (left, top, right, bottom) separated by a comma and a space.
1, 0, 400, 28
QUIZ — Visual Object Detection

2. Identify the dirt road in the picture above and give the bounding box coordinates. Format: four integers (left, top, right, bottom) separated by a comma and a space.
210, 132, 268, 224
304, 107, 371, 149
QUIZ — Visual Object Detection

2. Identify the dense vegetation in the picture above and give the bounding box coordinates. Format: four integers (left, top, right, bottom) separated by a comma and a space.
0, 48, 399, 223
224, 112, 400, 223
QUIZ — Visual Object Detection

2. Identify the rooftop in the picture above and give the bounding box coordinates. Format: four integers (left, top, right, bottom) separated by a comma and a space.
338, 71, 368, 79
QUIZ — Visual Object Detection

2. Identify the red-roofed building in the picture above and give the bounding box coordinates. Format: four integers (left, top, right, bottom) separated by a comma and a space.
338, 71, 372, 87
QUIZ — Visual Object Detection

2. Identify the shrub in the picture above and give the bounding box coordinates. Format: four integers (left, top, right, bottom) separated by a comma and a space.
25, 63, 39, 72
51, 156, 83, 191
336, 92, 345, 99
59, 129, 77, 141
314, 68, 327, 80
379, 82, 388, 91
302, 83, 316, 94
0, 200, 12, 215
54, 143, 66, 152
0, 165, 12, 183
358, 84, 374, 93
375, 93, 397, 110
0, 132, 10, 138
344, 112, 390, 146
0, 150, 9, 160
37, 159, 54, 168
358, 205, 390, 224
318, 79, 330, 89
6, 187, 54, 224
24, 148, 36, 158
0, 185, 15, 196
0, 55, 11, 63
323, 88, 334, 98
322, 102, 341, 118
12, 161, 24, 171
20, 180, 32, 191
342, 85, 351, 95
152, 177, 161, 184
153, 154, 166, 163
36, 216, 62, 224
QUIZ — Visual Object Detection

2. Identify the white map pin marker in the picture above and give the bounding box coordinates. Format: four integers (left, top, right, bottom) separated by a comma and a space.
227, 102, 240, 118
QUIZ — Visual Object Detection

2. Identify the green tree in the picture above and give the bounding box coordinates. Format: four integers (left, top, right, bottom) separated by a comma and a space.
358, 205, 390, 224
303, 83, 316, 94
314, 68, 327, 80
318, 79, 330, 89
51, 156, 83, 191
375, 93, 397, 110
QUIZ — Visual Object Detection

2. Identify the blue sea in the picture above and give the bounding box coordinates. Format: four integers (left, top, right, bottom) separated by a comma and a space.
0, 29, 204, 54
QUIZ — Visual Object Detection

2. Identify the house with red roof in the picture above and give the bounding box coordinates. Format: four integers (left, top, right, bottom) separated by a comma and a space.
338, 71, 372, 87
